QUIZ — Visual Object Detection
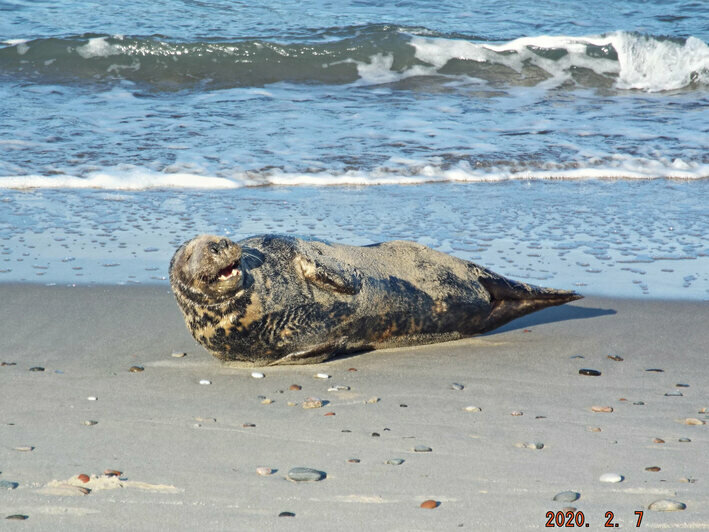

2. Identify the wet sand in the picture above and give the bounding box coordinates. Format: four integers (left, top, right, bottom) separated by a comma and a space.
1, 284, 707, 530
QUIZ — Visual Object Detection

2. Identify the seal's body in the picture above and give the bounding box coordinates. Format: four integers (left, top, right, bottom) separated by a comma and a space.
169, 234, 581, 365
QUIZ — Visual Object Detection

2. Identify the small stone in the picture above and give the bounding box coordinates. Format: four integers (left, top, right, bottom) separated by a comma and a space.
104, 469, 122, 477
679, 477, 696, 483
251, 371, 265, 379
510, 410, 523, 416
14, 446, 34, 452
633, 401, 645, 405
129, 365, 144, 373
287, 467, 325, 482
517, 441, 544, 449
347, 459, 360, 463
679, 437, 691, 443
287, 402, 297, 407
653, 438, 665, 444
302, 397, 323, 409
413, 445, 432, 453
599, 473, 623, 483
464, 406, 481, 412
664, 391, 683, 397
682, 418, 705, 425
648, 499, 686, 512
420, 499, 439, 509
29, 366, 45, 372
553, 491, 580, 503
242, 423, 256, 428
400, 404, 408, 408
371, 432, 380, 437
0, 480, 19, 490
451, 383, 464, 390
588, 427, 602, 432
324, 411, 335, 416
366, 397, 380, 404
171, 351, 186, 358
645, 466, 661, 472
87, 396, 98, 401
646, 368, 664, 372
348, 368, 357, 372
570, 355, 584, 359
261, 398, 273, 405
579, 369, 601, 376
256, 467, 273, 476
386, 458, 404, 465
279, 511, 295, 517
314, 373, 330, 379
76, 486, 90, 495
77, 474, 90, 483
83, 420, 98, 426
676, 383, 689, 387
328, 385, 350, 391
6, 515, 28, 520
1, 362, 17, 366
199, 379, 211, 385
608, 355, 623, 361
591, 406, 613, 413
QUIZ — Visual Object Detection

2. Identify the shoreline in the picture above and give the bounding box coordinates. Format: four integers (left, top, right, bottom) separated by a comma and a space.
1, 284, 707, 529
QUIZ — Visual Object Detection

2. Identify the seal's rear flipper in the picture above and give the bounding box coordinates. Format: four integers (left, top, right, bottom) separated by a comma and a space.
479, 274, 582, 333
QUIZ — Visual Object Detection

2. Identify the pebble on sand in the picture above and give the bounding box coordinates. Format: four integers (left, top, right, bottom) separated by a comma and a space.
653, 438, 665, 444
6, 515, 29, 520
366, 397, 380, 404
645, 466, 661, 472
0, 480, 19, 490
302, 397, 323, 409
413, 445, 432, 453
386, 459, 405, 465
77, 474, 90, 483
261, 398, 273, 405
591, 406, 613, 413
199, 379, 211, 385
517, 442, 544, 449
87, 396, 98, 401
251, 372, 265, 379
648, 499, 686, 512
553, 491, 580, 503
129, 366, 144, 373
29, 366, 45, 372
579, 369, 601, 376
328, 385, 350, 391
347, 459, 360, 463
171, 351, 186, 358
314, 373, 330, 379
83, 420, 98, 426
451, 383, 464, 390
279, 512, 295, 517
682, 418, 705, 425
289, 384, 302, 391
287, 467, 325, 482
420, 500, 439, 509
464, 406, 481, 412
599, 473, 623, 483
256, 467, 273, 476
14, 446, 34, 452
104, 469, 122, 477
587, 427, 602, 432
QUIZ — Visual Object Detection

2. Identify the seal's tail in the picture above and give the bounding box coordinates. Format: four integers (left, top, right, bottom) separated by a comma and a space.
478, 272, 582, 333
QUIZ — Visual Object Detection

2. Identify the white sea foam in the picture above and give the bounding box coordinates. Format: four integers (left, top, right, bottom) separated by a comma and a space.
0, 156, 706, 190
409, 31, 709, 92
76, 37, 121, 59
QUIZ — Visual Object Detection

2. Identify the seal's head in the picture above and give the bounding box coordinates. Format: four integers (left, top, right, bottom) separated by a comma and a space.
169, 235, 244, 303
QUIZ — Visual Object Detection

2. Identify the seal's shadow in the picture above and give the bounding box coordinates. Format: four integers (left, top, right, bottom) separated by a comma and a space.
488, 303, 616, 334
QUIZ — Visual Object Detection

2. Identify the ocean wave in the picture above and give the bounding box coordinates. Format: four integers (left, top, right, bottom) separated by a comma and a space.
1, 157, 707, 190
1, 26, 707, 92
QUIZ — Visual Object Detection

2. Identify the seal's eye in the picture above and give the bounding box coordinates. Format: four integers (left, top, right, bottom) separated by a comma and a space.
208, 242, 220, 254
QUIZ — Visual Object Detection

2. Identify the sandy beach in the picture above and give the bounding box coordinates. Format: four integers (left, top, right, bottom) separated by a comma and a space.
1, 284, 707, 530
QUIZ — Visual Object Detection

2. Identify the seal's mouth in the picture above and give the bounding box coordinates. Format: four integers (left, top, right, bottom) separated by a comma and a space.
217, 261, 241, 282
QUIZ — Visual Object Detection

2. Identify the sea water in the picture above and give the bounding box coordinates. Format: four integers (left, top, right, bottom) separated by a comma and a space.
0, 0, 707, 298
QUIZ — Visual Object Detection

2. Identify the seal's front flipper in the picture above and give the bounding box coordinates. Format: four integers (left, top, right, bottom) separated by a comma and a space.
297, 256, 360, 295
270, 337, 347, 365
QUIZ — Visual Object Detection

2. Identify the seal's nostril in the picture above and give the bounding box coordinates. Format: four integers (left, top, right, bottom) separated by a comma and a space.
218, 238, 229, 250
208, 242, 219, 254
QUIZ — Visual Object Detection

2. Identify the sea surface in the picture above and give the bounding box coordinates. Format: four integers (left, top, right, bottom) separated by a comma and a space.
1, 0, 708, 299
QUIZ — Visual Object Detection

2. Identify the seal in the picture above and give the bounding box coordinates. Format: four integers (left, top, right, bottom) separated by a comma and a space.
169, 234, 582, 365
